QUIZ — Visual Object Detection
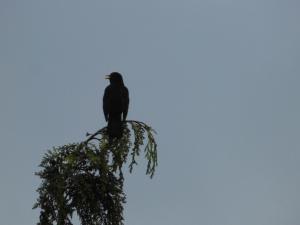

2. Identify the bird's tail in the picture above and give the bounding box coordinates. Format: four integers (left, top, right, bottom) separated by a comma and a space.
107, 117, 123, 140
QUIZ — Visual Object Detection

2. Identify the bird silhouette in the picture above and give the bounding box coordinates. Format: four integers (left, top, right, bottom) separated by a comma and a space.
103, 72, 129, 140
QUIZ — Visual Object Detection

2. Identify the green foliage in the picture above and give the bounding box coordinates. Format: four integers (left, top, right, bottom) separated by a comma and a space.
34, 121, 157, 225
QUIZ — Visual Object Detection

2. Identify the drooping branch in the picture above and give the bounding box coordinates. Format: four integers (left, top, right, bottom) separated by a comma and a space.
83, 120, 158, 177
34, 120, 157, 225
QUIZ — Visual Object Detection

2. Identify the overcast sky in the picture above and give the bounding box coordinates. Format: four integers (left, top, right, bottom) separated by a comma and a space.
1, 0, 300, 225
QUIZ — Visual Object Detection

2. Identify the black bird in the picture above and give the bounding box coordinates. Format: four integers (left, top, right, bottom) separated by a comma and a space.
103, 72, 129, 139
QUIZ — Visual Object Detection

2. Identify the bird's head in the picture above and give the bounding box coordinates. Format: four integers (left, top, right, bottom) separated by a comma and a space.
105, 72, 124, 85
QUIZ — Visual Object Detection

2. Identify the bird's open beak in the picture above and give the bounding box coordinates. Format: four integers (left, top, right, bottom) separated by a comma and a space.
105, 75, 110, 79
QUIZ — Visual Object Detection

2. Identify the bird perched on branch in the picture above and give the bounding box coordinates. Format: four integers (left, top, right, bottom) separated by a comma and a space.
103, 72, 129, 140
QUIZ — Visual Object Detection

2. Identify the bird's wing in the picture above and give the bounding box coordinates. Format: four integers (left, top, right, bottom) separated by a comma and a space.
122, 86, 129, 121
103, 86, 110, 121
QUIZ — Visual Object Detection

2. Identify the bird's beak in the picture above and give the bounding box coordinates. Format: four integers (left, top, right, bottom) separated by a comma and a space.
105, 75, 110, 79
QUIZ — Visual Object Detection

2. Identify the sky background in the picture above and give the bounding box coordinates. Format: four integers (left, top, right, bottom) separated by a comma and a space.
1, 0, 300, 224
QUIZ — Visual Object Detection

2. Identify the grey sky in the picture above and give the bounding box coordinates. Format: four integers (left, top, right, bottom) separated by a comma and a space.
1, 0, 300, 224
